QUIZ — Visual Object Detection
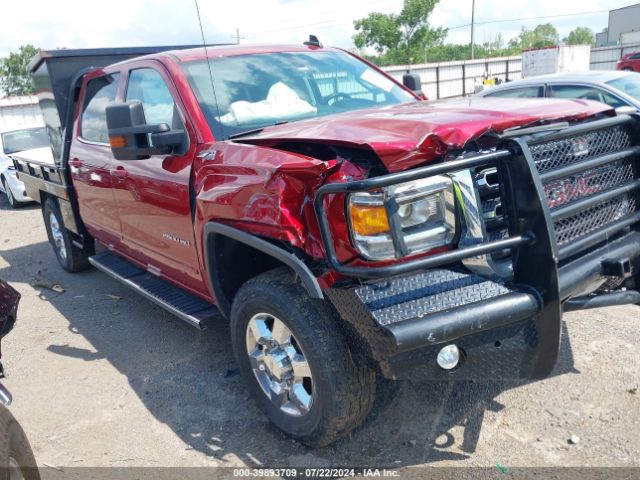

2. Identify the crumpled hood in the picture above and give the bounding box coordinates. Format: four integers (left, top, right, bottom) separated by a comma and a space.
237, 97, 614, 172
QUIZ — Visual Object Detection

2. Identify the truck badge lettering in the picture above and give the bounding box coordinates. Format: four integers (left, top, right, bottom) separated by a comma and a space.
162, 233, 192, 247
546, 172, 599, 209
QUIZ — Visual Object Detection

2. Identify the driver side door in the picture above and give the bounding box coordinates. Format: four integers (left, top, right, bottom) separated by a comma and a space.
110, 62, 206, 297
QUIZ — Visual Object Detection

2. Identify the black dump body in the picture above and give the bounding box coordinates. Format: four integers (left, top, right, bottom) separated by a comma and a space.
28, 46, 204, 165
15, 45, 215, 236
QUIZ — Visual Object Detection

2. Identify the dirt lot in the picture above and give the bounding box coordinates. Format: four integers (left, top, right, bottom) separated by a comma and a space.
0, 196, 639, 473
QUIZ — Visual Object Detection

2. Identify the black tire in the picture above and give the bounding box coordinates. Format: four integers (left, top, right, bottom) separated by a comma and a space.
1, 179, 19, 209
623, 67, 633, 71
43, 198, 91, 273
0, 404, 40, 480
230, 268, 376, 447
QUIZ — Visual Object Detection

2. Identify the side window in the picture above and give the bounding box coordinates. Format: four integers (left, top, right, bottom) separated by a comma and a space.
126, 68, 183, 128
81, 74, 119, 143
630, 53, 640, 60
549, 84, 626, 108
484, 86, 543, 98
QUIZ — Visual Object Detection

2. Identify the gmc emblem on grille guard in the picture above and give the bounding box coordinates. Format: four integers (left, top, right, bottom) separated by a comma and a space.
571, 137, 590, 156
546, 172, 599, 209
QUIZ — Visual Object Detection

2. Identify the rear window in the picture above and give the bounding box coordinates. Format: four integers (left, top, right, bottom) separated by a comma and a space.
549, 84, 626, 108
80, 74, 120, 143
1, 127, 49, 154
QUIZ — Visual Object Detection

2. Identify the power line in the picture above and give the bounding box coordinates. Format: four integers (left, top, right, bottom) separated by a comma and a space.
227, 6, 611, 43
243, 1, 399, 36
448, 9, 610, 31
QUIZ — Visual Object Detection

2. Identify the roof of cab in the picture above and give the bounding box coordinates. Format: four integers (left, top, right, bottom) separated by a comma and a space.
164, 43, 332, 62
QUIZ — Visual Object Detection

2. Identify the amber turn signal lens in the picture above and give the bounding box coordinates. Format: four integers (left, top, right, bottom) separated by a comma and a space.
109, 135, 127, 148
349, 204, 390, 236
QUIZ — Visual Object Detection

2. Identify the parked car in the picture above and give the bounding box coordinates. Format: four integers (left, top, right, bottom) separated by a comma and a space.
14, 44, 640, 447
0, 126, 49, 208
0, 279, 40, 480
617, 51, 640, 72
475, 71, 640, 112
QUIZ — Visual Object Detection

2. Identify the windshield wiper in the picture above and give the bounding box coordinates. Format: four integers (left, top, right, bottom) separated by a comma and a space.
228, 120, 289, 140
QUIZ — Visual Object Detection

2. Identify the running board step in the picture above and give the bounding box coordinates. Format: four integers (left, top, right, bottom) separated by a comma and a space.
89, 252, 216, 330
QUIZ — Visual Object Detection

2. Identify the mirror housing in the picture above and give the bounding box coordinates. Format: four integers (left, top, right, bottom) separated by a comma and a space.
615, 105, 637, 116
105, 101, 186, 160
402, 72, 426, 99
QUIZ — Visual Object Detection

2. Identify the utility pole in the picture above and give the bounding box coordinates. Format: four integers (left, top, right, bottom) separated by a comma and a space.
470, 0, 476, 60
232, 28, 245, 45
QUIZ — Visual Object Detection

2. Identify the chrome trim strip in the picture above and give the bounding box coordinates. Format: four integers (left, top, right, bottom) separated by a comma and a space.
451, 169, 513, 280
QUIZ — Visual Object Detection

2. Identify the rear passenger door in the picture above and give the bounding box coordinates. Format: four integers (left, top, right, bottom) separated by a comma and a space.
110, 62, 205, 297
69, 71, 122, 246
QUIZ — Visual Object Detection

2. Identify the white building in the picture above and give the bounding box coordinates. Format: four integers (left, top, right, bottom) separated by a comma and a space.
596, 3, 640, 46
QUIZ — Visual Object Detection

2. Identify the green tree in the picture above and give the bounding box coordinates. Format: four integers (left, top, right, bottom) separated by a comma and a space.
509, 23, 559, 50
353, 0, 447, 65
564, 27, 595, 46
0, 45, 38, 96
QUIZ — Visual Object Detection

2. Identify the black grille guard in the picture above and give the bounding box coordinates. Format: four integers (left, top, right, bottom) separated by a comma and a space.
314, 113, 640, 379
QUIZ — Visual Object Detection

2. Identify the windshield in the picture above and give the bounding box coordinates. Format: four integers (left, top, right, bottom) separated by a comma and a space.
1, 127, 49, 155
181, 50, 415, 139
606, 74, 640, 101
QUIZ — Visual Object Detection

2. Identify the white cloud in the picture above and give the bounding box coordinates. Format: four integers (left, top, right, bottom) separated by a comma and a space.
0, 0, 635, 58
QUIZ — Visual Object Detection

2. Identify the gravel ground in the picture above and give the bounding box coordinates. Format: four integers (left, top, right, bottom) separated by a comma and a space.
0, 196, 639, 474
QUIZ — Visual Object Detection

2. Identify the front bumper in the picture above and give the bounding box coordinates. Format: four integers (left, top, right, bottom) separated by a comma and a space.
328, 230, 639, 380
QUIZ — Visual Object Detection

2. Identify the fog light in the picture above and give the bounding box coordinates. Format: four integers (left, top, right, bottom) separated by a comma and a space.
437, 344, 460, 370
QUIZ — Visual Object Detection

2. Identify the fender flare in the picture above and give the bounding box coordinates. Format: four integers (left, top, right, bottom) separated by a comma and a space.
203, 222, 324, 317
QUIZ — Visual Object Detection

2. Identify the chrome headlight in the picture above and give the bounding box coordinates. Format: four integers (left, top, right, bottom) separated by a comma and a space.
347, 175, 456, 261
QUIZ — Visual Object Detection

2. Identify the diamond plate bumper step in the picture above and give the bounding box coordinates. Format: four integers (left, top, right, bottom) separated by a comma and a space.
89, 252, 217, 330
330, 269, 542, 354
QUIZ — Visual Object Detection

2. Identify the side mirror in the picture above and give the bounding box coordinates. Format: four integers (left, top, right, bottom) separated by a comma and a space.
402, 72, 426, 99
615, 105, 637, 116
105, 101, 186, 160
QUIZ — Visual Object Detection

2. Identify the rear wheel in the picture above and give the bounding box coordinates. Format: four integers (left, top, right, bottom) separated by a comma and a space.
623, 67, 633, 71
43, 198, 90, 273
1, 179, 18, 209
230, 268, 376, 447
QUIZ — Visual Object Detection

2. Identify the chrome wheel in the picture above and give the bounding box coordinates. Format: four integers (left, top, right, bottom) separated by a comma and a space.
49, 212, 67, 261
246, 313, 313, 417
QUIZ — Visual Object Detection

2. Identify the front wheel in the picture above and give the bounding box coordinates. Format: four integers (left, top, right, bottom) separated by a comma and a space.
230, 268, 376, 447
1, 179, 18, 209
43, 199, 91, 273
0, 404, 40, 480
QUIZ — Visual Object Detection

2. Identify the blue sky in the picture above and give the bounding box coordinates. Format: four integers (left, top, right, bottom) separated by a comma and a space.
0, 0, 635, 57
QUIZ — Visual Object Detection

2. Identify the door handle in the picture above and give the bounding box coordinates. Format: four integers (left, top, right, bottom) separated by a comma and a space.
69, 159, 83, 168
113, 167, 128, 178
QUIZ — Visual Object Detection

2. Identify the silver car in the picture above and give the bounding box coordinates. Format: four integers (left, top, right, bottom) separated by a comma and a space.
0, 127, 49, 208
476, 70, 640, 112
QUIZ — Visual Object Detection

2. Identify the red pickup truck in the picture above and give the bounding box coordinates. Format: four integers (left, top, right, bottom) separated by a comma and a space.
15, 43, 640, 447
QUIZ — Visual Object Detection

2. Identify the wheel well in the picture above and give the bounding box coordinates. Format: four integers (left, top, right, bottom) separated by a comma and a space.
204, 223, 324, 318
208, 235, 289, 317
